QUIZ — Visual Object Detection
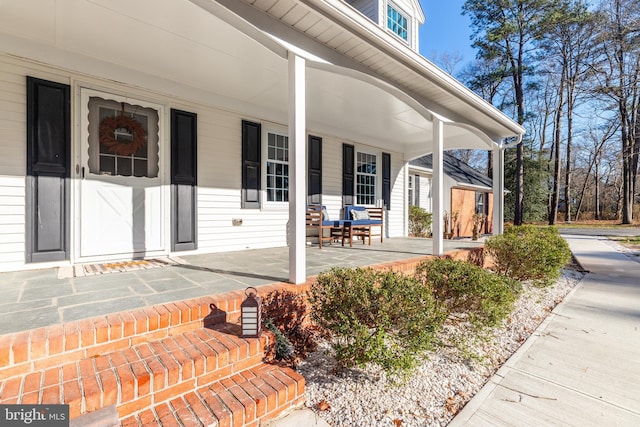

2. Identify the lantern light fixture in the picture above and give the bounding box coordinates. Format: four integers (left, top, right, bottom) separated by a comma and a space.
240, 287, 262, 338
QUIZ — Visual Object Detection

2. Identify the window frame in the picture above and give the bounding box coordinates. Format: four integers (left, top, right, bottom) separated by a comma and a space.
408, 174, 414, 206
263, 126, 290, 206
85, 94, 160, 180
475, 192, 486, 215
355, 150, 378, 206
386, 2, 410, 43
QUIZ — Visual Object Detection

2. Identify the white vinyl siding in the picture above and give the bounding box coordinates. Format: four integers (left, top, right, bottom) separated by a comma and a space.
195, 108, 290, 252
315, 135, 343, 222
0, 57, 29, 271
388, 155, 405, 237
0, 179, 25, 269
346, 0, 379, 22
418, 176, 432, 212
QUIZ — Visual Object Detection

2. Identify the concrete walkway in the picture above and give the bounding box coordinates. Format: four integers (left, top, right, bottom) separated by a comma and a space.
450, 233, 640, 426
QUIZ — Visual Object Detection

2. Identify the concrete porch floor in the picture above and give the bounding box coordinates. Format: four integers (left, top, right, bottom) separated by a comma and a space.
0, 237, 483, 336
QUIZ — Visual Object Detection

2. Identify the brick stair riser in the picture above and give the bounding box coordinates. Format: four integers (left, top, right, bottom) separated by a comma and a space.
1, 327, 273, 420
0, 290, 270, 379
120, 363, 305, 427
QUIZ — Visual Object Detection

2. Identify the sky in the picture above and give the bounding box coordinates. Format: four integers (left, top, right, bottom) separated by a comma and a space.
418, 0, 476, 70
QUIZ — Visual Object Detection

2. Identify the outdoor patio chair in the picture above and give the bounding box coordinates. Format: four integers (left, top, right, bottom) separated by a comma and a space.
306, 205, 345, 249
343, 205, 384, 246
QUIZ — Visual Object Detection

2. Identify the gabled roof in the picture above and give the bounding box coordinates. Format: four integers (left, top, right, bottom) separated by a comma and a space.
410, 153, 493, 190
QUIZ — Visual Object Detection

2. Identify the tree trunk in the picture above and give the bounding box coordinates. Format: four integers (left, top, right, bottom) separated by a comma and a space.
564, 118, 573, 222
595, 156, 601, 220
614, 0, 634, 224
549, 72, 565, 225
564, 71, 577, 223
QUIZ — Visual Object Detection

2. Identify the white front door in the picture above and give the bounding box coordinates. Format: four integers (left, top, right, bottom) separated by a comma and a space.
78, 90, 165, 260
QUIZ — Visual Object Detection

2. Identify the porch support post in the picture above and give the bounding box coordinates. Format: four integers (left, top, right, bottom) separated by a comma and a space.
492, 143, 505, 235
432, 117, 444, 256
288, 52, 306, 284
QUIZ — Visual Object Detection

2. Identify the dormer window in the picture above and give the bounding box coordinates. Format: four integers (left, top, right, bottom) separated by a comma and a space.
387, 3, 409, 42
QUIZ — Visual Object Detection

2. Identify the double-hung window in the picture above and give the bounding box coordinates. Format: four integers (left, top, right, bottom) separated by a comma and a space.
266, 132, 289, 202
408, 175, 414, 206
387, 3, 409, 42
476, 192, 485, 214
356, 152, 377, 205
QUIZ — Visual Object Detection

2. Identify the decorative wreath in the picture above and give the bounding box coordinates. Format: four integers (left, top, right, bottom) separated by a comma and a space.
99, 114, 147, 157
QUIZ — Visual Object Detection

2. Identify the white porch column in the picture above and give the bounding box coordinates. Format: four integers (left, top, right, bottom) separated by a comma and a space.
432, 117, 444, 256
492, 144, 505, 235
288, 52, 306, 284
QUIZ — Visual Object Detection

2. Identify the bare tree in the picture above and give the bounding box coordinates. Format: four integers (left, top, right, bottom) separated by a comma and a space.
593, 0, 640, 223
428, 50, 465, 75
574, 119, 618, 220
464, 0, 555, 225
538, 0, 598, 224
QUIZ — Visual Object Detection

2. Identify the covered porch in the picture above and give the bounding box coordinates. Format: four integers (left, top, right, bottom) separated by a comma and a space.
0, 237, 485, 336
0, 0, 524, 282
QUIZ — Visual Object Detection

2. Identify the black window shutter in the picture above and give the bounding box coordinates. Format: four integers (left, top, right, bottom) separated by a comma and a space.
242, 120, 261, 209
171, 109, 197, 252
26, 77, 70, 263
382, 152, 391, 210
414, 174, 420, 206
342, 143, 354, 206
308, 135, 322, 205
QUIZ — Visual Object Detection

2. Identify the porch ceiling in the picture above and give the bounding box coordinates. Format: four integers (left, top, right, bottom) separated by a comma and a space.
0, 0, 502, 155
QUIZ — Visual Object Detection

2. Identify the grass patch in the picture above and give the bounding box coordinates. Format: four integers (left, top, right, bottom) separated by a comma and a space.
525, 220, 640, 229
610, 236, 640, 251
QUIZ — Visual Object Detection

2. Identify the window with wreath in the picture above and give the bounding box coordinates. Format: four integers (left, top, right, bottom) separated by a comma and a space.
87, 97, 159, 178
387, 3, 409, 42
356, 152, 377, 205
266, 132, 289, 202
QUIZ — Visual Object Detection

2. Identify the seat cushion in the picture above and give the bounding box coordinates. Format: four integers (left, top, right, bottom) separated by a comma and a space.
350, 219, 381, 225
322, 220, 344, 227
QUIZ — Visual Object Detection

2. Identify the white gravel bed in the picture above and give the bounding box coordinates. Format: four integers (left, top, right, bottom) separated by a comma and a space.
297, 267, 584, 427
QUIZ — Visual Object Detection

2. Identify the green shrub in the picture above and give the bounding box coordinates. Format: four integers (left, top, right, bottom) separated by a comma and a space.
409, 205, 432, 237
264, 318, 294, 360
485, 225, 572, 285
261, 290, 318, 365
308, 267, 444, 376
415, 258, 521, 326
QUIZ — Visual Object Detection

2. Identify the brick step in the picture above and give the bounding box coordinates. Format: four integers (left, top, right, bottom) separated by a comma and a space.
120, 363, 305, 427
0, 283, 306, 381
0, 323, 276, 419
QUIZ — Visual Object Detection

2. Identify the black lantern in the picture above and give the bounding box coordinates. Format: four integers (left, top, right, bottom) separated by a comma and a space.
241, 287, 262, 338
